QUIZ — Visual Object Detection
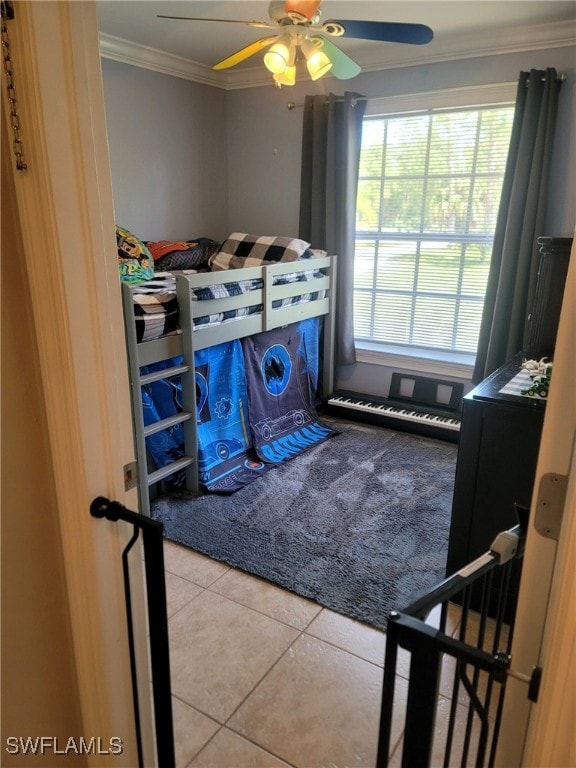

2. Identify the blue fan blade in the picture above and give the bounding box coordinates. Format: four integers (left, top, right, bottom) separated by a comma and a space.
312, 36, 361, 80
323, 20, 434, 45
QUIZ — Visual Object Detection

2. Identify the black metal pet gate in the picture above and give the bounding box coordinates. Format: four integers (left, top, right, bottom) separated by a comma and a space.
377, 520, 539, 768
90, 496, 175, 768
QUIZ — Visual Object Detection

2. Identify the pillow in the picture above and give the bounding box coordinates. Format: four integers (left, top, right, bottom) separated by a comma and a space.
145, 238, 219, 272
302, 248, 328, 259
209, 232, 311, 271
116, 226, 154, 284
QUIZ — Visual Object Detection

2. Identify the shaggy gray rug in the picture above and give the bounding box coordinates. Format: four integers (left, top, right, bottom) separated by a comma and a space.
151, 417, 457, 630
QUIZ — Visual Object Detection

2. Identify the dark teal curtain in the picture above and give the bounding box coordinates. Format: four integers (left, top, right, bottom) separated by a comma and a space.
473, 68, 563, 383
299, 92, 366, 365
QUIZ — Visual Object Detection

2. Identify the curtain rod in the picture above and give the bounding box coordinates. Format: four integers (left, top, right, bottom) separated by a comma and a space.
287, 97, 363, 110
286, 73, 566, 110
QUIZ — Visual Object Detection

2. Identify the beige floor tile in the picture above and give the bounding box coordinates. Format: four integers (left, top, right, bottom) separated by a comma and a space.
378, 673, 410, 765
171, 697, 219, 768
304, 610, 411, 683
228, 633, 386, 768
305, 608, 386, 666
438, 652, 505, 719
425, 601, 463, 637
433, 696, 476, 765
166, 571, 204, 618
164, 540, 230, 587
388, 694, 489, 767
210, 568, 322, 630
455, 609, 510, 652
190, 728, 292, 768
431, 696, 493, 767
169, 591, 299, 723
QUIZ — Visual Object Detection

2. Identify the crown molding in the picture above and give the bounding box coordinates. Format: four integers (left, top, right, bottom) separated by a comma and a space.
100, 20, 575, 91
99, 33, 224, 87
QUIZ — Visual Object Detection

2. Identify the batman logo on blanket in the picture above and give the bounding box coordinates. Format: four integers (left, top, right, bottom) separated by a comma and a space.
262, 344, 292, 395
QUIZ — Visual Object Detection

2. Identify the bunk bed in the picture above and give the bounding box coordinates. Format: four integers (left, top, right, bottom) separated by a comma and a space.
121, 254, 337, 516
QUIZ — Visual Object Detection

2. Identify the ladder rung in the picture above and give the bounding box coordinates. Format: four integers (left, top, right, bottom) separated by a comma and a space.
140, 364, 191, 385
147, 456, 195, 485
144, 411, 194, 437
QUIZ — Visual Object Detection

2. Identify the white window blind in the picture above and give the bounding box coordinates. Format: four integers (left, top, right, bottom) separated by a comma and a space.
354, 102, 515, 359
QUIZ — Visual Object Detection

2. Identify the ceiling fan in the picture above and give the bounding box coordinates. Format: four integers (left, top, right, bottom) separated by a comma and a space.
158, 0, 434, 86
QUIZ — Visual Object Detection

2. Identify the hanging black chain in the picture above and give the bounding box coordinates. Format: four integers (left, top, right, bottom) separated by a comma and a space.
1, 0, 27, 171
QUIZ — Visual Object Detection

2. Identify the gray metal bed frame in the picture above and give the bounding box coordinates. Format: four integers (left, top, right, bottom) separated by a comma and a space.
121, 255, 336, 516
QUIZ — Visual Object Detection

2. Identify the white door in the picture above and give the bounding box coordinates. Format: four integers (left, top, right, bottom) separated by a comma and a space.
1, 2, 156, 765
496, 239, 576, 767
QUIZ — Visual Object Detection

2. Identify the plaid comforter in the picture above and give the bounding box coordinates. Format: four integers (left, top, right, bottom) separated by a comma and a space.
131, 275, 180, 342
130, 269, 326, 342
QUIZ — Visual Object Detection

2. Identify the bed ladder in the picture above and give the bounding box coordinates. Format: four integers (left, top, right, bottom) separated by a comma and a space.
122, 282, 199, 516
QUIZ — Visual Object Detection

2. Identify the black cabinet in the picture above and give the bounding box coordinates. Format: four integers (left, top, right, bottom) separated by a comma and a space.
446, 355, 545, 613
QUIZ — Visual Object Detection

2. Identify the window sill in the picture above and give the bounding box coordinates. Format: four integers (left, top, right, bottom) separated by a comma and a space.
355, 342, 474, 380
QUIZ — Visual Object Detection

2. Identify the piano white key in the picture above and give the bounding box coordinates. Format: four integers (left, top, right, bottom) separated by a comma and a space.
328, 394, 460, 432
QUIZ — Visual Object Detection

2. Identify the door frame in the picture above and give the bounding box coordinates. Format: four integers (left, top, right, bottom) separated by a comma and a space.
1, 2, 154, 764
495, 239, 576, 766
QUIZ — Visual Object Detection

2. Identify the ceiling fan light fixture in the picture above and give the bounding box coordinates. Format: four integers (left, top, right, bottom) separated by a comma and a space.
263, 33, 293, 74
159, 4, 435, 86
273, 65, 297, 86
301, 37, 333, 80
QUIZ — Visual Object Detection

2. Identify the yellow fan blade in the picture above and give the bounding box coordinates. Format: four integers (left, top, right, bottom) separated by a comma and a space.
213, 36, 278, 70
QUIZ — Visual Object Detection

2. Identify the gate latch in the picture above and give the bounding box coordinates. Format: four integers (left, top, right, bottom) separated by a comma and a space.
507, 664, 543, 702
124, 461, 138, 491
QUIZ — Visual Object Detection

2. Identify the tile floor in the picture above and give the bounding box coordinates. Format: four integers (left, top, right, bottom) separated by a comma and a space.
163, 539, 497, 768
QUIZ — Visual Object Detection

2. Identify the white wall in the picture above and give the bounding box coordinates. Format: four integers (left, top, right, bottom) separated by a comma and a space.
101, 59, 230, 243
225, 81, 317, 236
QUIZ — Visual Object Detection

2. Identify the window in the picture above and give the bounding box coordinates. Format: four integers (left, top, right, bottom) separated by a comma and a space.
354, 94, 515, 366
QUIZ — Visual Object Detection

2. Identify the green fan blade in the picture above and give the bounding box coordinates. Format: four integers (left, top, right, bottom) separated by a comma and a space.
311, 36, 361, 80
213, 36, 278, 70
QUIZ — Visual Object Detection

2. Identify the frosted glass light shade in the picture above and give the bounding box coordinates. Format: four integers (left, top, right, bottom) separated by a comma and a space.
274, 65, 296, 86
300, 37, 333, 81
264, 36, 292, 74
306, 50, 332, 80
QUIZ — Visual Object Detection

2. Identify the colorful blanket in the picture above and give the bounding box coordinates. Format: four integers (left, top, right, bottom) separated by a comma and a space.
194, 341, 268, 493
141, 319, 336, 494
